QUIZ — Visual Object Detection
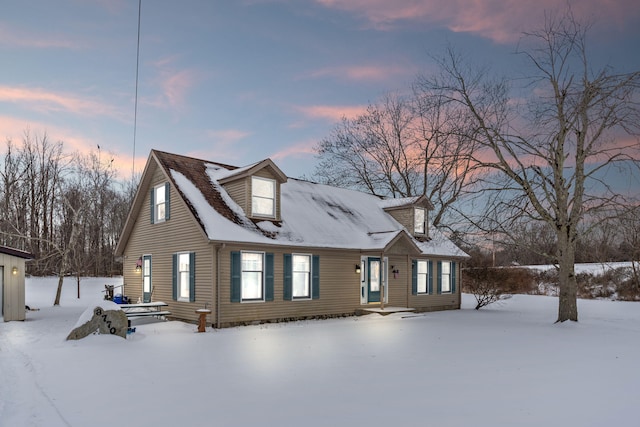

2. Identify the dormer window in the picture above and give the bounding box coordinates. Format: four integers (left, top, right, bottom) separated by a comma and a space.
151, 183, 170, 224
414, 207, 426, 234
252, 176, 275, 217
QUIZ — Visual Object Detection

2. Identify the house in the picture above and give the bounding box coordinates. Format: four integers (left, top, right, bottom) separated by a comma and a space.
1, 245, 34, 322
115, 150, 469, 327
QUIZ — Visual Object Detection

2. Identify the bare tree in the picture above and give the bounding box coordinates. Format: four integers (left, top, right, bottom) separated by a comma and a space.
419, 10, 640, 321
314, 90, 479, 228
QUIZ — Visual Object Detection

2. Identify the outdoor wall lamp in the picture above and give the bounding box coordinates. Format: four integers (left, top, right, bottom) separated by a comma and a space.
355, 264, 361, 274
12, 266, 18, 276
391, 265, 400, 279
135, 257, 142, 273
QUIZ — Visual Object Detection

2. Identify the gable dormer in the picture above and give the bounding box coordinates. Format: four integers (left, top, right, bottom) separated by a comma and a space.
217, 159, 288, 222
380, 195, 434, 239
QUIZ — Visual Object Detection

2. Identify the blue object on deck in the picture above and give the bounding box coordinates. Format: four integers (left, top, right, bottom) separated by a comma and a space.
113, 294, 129, 304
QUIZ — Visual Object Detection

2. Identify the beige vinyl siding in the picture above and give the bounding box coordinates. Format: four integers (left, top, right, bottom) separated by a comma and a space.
1, 254, 26, 321
408, 258, 460, 312
218, 246, 361, 326
222, 179, 248, 215
122, 166, 214, 323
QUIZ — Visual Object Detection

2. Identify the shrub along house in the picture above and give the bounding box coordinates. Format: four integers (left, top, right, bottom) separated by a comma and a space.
115, 150, 468, 327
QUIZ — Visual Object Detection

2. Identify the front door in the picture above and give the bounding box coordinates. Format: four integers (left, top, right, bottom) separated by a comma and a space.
142, 255, 152, 303
368, 258, 381, 303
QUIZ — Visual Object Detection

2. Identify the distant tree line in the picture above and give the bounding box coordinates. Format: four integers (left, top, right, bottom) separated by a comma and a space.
0, 130, 137, 279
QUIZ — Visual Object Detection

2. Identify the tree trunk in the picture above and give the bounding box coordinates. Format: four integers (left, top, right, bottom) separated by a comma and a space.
556, 231, 578, 322
54, 274, 64, 306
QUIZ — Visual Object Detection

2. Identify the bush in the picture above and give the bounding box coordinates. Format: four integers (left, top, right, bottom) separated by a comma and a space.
463, 267, 536, 309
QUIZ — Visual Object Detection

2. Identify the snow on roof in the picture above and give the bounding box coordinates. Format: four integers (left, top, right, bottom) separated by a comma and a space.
378, 196, 421, 209
169, 160, 467, 257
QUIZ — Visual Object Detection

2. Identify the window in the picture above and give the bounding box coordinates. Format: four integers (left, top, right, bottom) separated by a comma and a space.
172, 252, 195, 302
416, 260, 429, 293
414, 207, 425, 234
142, 255, 152, 303
437, 261, 456, 294
412, 259, 432, 295
151, 183, 170, 223
242, 252, 264, 300
252, 176, 275, 217
231, 251, 274, 303
292, 254, 311, 298
284, 254, 320, 301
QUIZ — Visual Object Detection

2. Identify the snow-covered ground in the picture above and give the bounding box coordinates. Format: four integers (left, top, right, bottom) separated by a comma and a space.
1, 276, 639, 426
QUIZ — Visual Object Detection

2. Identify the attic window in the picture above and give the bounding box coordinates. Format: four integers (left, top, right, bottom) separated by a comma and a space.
252, 176, 275, 218
414, 207, 426, 234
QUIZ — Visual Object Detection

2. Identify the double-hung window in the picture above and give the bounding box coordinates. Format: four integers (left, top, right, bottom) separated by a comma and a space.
414, 207, 425, 234
151, 183, 170, 223
284, 254, 319, 301
172, 252, 195, 302
231, 251, 274, 302
441, 261, 451, 293
252, 177, 275, 217
292, 254, 311, 299
416, 260, 429, 294
242, 251, 264, 300
412, 259, 433, 295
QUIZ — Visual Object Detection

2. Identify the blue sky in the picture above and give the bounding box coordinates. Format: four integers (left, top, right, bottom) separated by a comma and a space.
1, 0, 639, 179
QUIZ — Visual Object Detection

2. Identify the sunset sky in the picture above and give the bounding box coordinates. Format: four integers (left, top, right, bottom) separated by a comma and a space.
2, 0, 639, 179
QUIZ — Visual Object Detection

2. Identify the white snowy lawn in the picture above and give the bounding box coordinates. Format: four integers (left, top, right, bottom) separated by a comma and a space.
1, 276, 639, 427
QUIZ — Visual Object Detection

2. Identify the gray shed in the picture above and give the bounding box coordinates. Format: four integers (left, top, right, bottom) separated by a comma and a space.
0, 246, 34, 322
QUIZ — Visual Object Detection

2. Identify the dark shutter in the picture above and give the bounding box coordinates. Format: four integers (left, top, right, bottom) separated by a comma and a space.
189, 252, 196, 302
164, 182, 171, 220
411, 260, 417, 295
265, 253, 274, 301
312, 255, 320, 299
150, 189, 155, 224
437, 261, 442, 294
283, 254, 292, 301
231, 251, 241, 302
451, 261, 456, 293
428, 260, 434, 295
172, 253, 177, 300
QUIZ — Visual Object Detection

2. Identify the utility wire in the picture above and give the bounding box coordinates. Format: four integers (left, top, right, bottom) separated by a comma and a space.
132, 0, 142, 180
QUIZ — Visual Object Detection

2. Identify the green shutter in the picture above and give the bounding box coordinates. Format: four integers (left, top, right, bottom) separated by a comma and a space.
150, 189, 155, 224
189, 252, 196, 302
428, 260, 434, 294
451, 261, 456, 294
411, 260, 417, 295
283, 254, 292, 301
172, 253, 177, 300
265, 253, 274, 301
437, 261, 442, 294
231, 251, 241, 302
164, 182, 171, 220
312, 255, 320, 299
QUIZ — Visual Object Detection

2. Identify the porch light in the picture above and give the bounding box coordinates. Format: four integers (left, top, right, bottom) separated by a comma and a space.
355, 264, 361, 274
135, 257, 143, 273
12, 266, 18, 276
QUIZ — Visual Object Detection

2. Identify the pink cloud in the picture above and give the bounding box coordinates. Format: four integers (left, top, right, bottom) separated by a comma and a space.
308, 64, 414, 82
315, 0, 640, 43
0, 24, 85, 49
295, 104, 368, 122
205, 129, 252, 145
145, 56, 201, 110
0, 86, 124, 119
270, 140, 317, 160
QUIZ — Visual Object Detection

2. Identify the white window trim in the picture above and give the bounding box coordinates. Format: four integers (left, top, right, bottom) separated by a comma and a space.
241, 251, 265, 302
292, 253, 312, 300
154, 184, 167, 223
414, 207, 425, 234
416, 260, 429, 294
441, 261, 452, 294
251, 176, 276, 218
176, 252, 191, 302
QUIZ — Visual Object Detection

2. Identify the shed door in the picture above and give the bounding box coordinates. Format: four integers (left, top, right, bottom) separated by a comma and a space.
142, 255, 152, 303
368, 258, 381, 303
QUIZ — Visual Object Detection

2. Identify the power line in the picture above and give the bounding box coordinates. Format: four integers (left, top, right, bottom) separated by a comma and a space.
132, 0, 142, 180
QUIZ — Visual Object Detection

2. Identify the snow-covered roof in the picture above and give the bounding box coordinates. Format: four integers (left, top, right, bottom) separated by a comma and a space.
156, 150, 467, 258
